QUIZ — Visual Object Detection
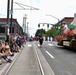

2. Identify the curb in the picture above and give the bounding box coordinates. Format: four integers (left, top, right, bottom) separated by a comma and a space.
0, 49, 23, 75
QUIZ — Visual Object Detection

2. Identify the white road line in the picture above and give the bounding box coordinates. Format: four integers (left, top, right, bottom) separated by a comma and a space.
48, 44, 54, 46
38, 44, 40, 47
46, 51, 54, 59
27, 44, 32, 47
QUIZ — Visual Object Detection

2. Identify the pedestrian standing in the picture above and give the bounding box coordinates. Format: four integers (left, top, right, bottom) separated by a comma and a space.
39, 37, 43, 47
16, 36, 21, 48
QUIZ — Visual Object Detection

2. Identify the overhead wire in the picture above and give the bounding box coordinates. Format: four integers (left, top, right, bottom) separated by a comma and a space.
13, 1, 39, 10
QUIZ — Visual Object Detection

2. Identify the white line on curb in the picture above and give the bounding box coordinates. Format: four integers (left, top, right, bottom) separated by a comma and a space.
33, 43, 45, 75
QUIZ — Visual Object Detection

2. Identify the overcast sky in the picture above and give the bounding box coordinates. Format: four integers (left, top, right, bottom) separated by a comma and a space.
0, 0, 76, 36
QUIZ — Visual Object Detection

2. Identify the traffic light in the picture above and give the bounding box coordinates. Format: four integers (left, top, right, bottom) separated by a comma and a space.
47, 24, 49, 28
43, 24, 44, 26
38, 24, 40, 27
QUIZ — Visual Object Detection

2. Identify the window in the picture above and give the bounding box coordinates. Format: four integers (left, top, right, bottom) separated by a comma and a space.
9, 27, 14, 33
0, 26, 5, 33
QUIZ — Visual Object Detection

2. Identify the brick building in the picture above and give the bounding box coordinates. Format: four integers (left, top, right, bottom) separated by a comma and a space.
58, 17, 74, 25
0, 18, 23, 40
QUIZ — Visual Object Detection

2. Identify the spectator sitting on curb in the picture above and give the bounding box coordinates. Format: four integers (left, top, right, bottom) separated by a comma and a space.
12, 43, 19, 52
0, 40, 12, 65
10, 38, 19, 52
4, 42, 14, 56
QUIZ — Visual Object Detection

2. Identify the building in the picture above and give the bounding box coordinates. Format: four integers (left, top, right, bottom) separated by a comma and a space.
58, 17, 74, 25
0, 18, 23, 40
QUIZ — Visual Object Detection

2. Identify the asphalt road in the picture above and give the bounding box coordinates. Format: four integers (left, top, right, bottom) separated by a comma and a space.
37, 41, 76, 75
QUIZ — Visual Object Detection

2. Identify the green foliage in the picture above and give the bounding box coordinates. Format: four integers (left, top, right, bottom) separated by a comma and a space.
45, 27, 58, 37
43, 34, 48, 37
35, 24, 64, 38
35, 29, 46, 37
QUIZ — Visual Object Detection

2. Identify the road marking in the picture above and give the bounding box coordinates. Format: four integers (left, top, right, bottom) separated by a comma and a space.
38, 44, 40, 47
27, 44, 32, 47
46, 51, 54, 59
48, 44, 54, 46
60, 71, 72, 75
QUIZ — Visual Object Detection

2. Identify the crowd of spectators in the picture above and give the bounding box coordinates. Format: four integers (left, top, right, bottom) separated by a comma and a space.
28, 36, 53, 42
0, 35, 26, 65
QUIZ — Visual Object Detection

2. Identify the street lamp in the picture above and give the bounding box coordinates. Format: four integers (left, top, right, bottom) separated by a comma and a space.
45, 14, 60, 35
45, 14, 59, 22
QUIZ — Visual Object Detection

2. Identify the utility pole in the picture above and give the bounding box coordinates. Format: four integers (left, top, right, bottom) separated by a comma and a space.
6, 0, 10, 43
27, 22, 29, 35
23, 14, 27, 34
10, 0, 13, 34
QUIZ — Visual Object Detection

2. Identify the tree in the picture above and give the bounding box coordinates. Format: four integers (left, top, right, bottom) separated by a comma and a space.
44, 27, 58, 37
35, 29, 46, 37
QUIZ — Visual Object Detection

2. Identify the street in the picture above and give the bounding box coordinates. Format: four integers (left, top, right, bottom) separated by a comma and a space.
37, 41, 76, 75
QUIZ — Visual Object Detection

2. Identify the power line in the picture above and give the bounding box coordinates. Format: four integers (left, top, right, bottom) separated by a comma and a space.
13, 1, 39, 10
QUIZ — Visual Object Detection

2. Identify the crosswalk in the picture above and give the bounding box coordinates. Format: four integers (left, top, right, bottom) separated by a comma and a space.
27, 42, 55, 47
48, 44, 54, 46
27, 44, 32, 47
37, 43, 54, 47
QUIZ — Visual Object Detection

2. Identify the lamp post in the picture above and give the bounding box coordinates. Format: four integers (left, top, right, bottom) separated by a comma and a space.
45, 14, 59, 22
45, 14, 60, 35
